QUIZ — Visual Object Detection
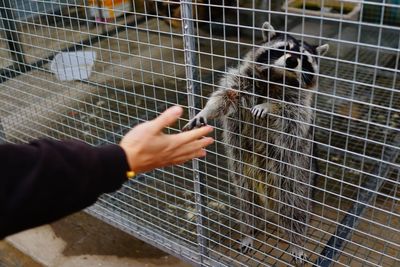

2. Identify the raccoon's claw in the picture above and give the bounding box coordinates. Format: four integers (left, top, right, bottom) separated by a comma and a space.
289, 246, 309, 266
239, 236, 254, 254
182, 116, 207, 131
251, 103, 269, 119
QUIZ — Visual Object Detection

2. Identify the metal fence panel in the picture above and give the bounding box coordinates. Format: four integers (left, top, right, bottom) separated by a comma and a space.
0, 1, 399, 266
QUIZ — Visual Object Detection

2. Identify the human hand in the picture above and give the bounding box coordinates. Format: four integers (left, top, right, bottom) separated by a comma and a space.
119, 106, 214, 174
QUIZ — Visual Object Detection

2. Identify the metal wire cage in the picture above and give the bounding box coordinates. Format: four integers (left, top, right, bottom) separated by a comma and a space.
0, 0, 399, 266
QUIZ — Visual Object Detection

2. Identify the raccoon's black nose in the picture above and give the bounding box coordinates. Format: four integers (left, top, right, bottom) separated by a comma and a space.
286, 56, 298, 69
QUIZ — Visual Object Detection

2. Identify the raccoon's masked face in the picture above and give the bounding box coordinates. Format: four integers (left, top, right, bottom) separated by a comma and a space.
254, 22, 329, 89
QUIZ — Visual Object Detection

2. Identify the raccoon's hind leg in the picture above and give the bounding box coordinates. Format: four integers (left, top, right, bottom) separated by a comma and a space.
269, 104, 314, 264
279, 178, 311, 265
183, 89, 238, 131
230, 162, 259, 254
227, 153, 264, 254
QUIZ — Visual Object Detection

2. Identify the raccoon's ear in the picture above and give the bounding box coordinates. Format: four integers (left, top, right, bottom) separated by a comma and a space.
261, 22, 276, 41
316, 44, 329, 56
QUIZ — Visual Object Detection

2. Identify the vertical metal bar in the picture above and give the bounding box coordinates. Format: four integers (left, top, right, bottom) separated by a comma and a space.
0, 0, 25, 70
181, 0, 207, 264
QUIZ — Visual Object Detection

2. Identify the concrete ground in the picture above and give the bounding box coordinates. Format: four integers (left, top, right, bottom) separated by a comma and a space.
2, 212, 191, 267
0, 240, 42, 267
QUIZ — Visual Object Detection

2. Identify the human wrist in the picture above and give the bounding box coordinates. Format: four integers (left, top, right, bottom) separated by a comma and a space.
119, 143, 140, 176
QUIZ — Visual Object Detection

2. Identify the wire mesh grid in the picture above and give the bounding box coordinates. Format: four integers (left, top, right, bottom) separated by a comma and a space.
0, 0, 399, 266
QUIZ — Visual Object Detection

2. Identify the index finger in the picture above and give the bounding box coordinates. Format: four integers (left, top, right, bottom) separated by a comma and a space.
174, 126, 214, 146
149, 106, 183, 133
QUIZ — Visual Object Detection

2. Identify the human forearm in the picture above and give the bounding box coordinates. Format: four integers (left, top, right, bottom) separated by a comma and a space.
0, 139, 129, 239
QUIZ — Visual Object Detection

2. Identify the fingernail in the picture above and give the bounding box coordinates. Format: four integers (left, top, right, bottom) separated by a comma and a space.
170, 106, 182, 115
205, 137, 214, 143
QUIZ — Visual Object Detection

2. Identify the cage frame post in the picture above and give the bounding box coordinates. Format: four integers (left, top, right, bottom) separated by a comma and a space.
181, 0, 208, 265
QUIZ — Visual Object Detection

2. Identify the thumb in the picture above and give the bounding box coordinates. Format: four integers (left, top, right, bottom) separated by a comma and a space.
151, 106, 183, 132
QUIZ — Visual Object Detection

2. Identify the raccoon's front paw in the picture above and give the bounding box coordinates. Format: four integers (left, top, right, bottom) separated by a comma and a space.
182, 116, 207, 131
251, 103, 270, 119
289, 246, 309, 266
239, 236, 254, 254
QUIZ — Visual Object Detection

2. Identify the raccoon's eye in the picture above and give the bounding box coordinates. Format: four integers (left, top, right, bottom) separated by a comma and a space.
286, 56, 298, 69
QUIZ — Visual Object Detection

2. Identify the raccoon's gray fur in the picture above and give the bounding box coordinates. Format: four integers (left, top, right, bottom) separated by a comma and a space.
183, 22, 328, 265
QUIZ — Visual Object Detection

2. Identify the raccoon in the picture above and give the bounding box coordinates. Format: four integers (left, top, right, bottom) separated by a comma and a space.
183, 22, 329, 264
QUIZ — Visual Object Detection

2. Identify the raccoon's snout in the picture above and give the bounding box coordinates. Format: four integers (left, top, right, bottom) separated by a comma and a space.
285, 56, 298, 69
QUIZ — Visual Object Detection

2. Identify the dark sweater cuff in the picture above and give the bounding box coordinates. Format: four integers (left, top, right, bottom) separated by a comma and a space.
95, 144, 130, 193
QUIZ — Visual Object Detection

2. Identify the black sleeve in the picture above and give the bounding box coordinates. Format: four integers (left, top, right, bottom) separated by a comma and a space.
0, 139, 130, 239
